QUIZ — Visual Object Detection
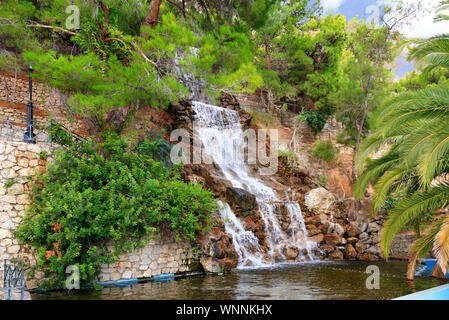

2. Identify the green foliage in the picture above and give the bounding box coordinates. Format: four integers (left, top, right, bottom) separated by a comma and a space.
248, 110, 276, 128
330, 19, 397, 146
137, 130, 173, 168
296, 108, 330, 133
312, 140, 336, 162
4, 178, 16, 189
355, 2, 449, 261
39, 151, 48, 161
15, 134, 217, 289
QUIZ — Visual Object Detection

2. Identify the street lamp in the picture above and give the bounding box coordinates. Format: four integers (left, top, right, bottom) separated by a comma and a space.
24, 66, 36, 144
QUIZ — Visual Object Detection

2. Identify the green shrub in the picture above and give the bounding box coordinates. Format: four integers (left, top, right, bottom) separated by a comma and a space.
312, 140, 336, 162
248, 110, 276, 128
15, 134, 217, 289
296, 109, 330, 133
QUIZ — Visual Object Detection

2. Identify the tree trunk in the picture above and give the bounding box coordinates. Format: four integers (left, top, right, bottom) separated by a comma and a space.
407, 251, 419, 281
146, 0, 163, 30
265, 43, 272, 71
99, 1, 110, 41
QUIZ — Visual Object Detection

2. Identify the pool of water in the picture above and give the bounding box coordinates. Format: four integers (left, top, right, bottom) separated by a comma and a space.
34, 260, 449, 300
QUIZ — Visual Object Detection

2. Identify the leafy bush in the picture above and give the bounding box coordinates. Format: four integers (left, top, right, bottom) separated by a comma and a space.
15, 134, 217, 289
312, 140, 336, 162
296, 109, 331, 133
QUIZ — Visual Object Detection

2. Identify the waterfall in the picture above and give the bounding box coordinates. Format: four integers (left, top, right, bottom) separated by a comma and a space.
192, 101, 316, 268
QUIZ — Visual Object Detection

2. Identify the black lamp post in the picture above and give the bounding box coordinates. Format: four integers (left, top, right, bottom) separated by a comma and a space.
24, 66, 36, 144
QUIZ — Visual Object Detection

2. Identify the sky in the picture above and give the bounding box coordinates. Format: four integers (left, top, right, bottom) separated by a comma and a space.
321, 0, 449, 78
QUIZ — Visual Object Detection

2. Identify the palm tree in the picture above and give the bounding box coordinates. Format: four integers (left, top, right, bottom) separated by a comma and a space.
355, 1, 449, 277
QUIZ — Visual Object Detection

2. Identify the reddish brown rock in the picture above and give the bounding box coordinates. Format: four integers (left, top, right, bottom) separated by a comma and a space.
355, 241, 365, 253
320, 244, 335, 254
310, 233, 324, 244
283, 246, 300, 260
307, 224, 321, 236
329, 250, 344, 260
344, 244, 357, 259
324, 233, 343, 247
346, 222, 362, 237
346, 237, 358, 244
200, 257, 223, 273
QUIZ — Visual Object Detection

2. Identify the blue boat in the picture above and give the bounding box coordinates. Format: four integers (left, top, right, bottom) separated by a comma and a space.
421, 259, 449, 278
394, 283, 449, 300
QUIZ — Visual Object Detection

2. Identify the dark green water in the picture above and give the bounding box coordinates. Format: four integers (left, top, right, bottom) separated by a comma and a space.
34, 260, 448, 300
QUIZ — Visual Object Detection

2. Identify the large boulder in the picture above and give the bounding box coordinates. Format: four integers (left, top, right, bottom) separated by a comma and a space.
200, 257, 224, 273
283, 246, 300, 260
304, 187, 335, 213
329, 250, 344, 260
226, 187, 257, 213
344, 244, 357, 259
345, 221, 362, 237
324, 233, 343, 247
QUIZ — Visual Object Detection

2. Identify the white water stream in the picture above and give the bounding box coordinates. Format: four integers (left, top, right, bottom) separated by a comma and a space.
192, 101, 315, 268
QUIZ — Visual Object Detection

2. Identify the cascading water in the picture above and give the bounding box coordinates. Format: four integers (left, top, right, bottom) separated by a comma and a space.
192, 101, 316, 268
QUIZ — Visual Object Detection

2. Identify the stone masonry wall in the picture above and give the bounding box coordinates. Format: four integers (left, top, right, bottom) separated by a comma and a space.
0, 139, 197, 289
0, 70, 87, 136
98, 235, 195, 283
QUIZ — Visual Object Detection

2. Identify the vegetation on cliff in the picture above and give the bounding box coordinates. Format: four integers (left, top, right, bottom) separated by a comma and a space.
15, 133, 217, 288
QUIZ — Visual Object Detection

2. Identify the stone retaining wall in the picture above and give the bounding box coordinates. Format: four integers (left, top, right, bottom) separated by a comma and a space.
0, 139, 198, 290
98, 236, 195, 283
0, 70, 87, 136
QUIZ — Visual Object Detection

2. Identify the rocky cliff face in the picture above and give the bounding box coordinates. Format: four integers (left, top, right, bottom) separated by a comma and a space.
167, 94, 386, 273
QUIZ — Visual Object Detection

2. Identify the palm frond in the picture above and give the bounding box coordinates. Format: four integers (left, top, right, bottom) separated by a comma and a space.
433, 216, 449, 273
381, 183, 449, 258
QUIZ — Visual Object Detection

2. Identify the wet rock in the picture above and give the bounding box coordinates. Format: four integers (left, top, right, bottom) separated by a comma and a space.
367, 222, 381, 234
327, 222, 345, 236
345, 222, 362, 237
218, 258, 239, 272
226, 187, 257, 212
273, 249, 283, 262
244, 217, 258, 232
346, 237, 358, 244
304, 187, 335, 213
358, 232, 369, 241
344, 244, 357, 259
310, 233, 324, 244
305, 215, 322, 226
168, 101, 187, 115
329, 250, 344, 260
320, 244, 335, 254
200, 257, 223, 273
324, 233, 343, 247
283, 246, 300, 260
365, 246, 382, 257
307, 224, 321, 236
355, 241, 365, 253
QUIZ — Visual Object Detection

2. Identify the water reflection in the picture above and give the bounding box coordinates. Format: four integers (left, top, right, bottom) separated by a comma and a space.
35, 261, 449, 300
